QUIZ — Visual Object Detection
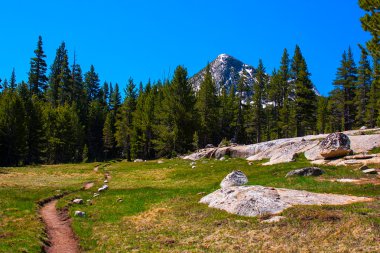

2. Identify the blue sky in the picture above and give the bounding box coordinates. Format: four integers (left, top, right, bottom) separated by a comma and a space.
0, 0, 370, 95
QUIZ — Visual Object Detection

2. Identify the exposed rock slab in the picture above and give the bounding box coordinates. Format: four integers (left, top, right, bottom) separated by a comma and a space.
200, 186, 372, 217
311, 156, 380, 167
182, 128, 380, 165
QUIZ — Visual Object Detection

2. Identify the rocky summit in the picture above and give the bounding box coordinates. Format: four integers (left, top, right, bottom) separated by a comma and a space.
189, 54, 256, 94
189, 53, 320, 96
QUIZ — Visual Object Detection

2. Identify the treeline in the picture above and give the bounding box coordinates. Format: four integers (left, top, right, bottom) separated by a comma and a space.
0, 1, 378, 166
0, 37, 317, 166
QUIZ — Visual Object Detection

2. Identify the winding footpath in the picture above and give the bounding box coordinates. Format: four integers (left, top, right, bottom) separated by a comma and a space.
40, 199, 79, 253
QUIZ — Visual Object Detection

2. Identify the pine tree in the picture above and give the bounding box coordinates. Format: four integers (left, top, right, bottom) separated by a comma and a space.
103, 112, 114, 159
28, 36, 48, 97
87, 101, 105, 161
9, 68, 16, 90
153, 66, 196, 156
135, 82, 156, 159
57, 53, 72, 105
279, 48, 291, 104
71, 58, 87, 122
0, 90, 27, 166
115, 77, 137, 160
367, 60, 380, 127
277, 48, 293, 138
279, 96, 294, 138
326, 88, 345, 132
195, 64, 219, 147
48, 42, 68, 106
17, 83, 46, 164
101, 81, 109, 106
294, 59, 317, 136
251, 60, 267, 143
290, 45, 317, 136
44, 103, 83, 163
267, 69, 282, 139
219, 86, 233, 141
233, 71, 248, 143
84, 65, 100, 102
355, 47, 372, 127
359, 0, 380, 59
316, 96, 328, 133
2, 79, 8, 90
333, 47, 358, 130
110, 83, 121, 112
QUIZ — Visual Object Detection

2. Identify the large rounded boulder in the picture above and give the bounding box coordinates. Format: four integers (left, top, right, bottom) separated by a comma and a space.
320, 132, 352, 159
220, 170, 248, 188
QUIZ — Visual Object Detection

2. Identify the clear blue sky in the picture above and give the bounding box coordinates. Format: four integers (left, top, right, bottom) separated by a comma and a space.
0, 0, 370, 95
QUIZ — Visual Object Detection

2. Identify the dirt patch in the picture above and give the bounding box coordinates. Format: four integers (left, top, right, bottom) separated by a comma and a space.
83, 182, 94, 190
319, 177, 380, 185
40, 200, 79, 253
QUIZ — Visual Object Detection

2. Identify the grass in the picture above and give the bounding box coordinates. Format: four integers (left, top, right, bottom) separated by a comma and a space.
0, 157, 379, 252
369, 146, 380, 154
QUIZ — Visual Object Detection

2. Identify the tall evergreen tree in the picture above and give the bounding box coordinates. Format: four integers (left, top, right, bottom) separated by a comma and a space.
233, 71, 248, 143
359, 0, 380, 59
290, 45, 317, 136
48, 42, 68, 106
71, 58, 87, 122
44, 104, 83, 163
294, 59, 317, 136
153, 66, 196, 156
252, 59, 267, 143
9, 68, 16, 90
367, 60, 380, 127
115, 78, 137, 160
219, 86, 234, 141
17, 83, 46, 164
101, 81, 109, 106
84, 65, 100, 102
0, 90, 27, 166
316, 96, 328, 133
57, 53, 72, 105
267, 69, 282, 139
195, 64, 219, 147
279, 48, 291, 103
28, 36, 48, 97
87, 101, 105, 161
355, 47, 372, 127
333, 47, 358, 130
103, 112, 114, 159
326, 88, 345, 132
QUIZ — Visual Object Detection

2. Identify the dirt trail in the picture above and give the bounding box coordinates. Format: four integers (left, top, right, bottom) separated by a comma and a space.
40, 200, 79, 253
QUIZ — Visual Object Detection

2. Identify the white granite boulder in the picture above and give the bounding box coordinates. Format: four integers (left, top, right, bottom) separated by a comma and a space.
220, 171, 248, 188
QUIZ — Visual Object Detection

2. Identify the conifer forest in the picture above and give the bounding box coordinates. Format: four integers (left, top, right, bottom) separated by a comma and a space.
0, 1, 378, 167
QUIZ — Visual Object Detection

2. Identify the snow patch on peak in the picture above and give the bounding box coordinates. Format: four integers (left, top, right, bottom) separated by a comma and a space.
217, 53, 232, 61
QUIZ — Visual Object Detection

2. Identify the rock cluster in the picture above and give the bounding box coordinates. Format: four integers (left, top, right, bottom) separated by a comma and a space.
183, 128, 380, 166
98, 185, 109, 192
